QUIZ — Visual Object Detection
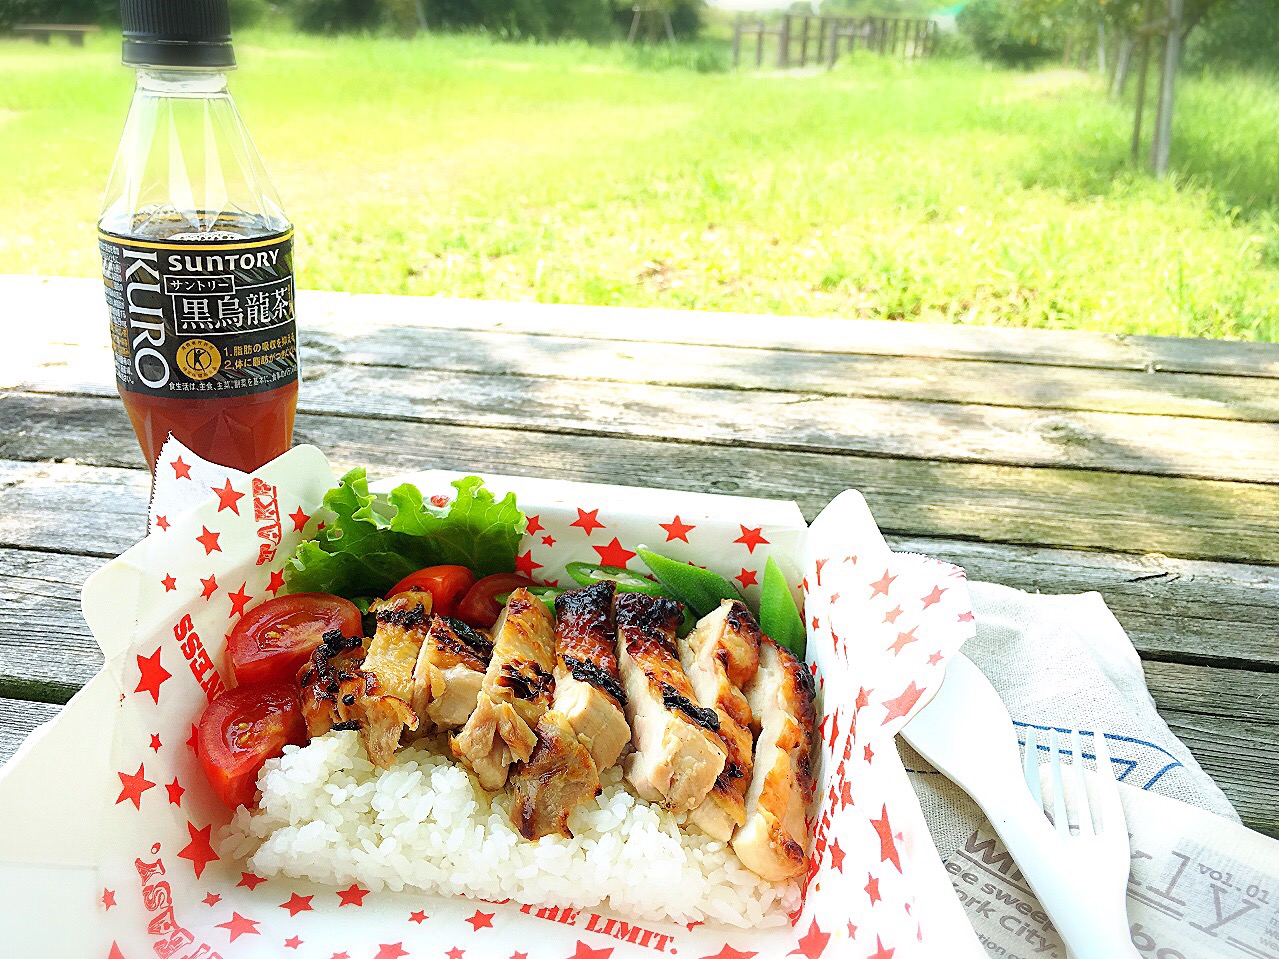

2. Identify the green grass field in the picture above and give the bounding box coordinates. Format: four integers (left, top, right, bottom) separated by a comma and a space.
2, 31, 1278, 339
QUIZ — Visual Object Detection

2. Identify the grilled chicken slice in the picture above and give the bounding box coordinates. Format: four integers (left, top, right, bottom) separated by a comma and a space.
298, 630, 418, 769
411, 615, 494, 729
552, 583, 630, 769
615, 592, 726, 812
452, 589, 556, 790
681, 599, 761, 842
510, 710, 602, 840
365, 591, 433, 705
731, 636, 817, 881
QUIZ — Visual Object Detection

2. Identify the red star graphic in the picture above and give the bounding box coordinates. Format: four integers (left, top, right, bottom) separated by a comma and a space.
512, 953, 529, 959
266, 569, 286, 595
187, 723, 200, 755
571, 508, 605, 536
869, 936, 895, 959
155, 514, 170, 531
280, 893, 314, 917
115, 764, 155, 808
829, 838, 846, 872
101, 888, 116, 910
196, 526, 221, 555
214, 479, 245, 514
811, 615, 820, 631
203, 892, 222, 907
289, 507, 311, 532
888, 627, 918, 656
108, 943, 125, 959
171, 456, 192, 480
161, 573, 177, 592
864, 744, 875, 763
284, 937, 303, 950
828, 711, 840, 748
881, 682, 925, 725
408, 910, 427, 923
337, 883, 369, 906
446, 950, 465, 959
958, 610, 975, 622
166, 778, 185, 806
134, 648, 171, 704
883, 605, 903, 624
734, 525, 768, 553
514, 550, 542, 578
735, 568, 758, 589
866, 874, 882, 905
568, 943, 613, 959
699, 946, 757, 959
855, 687, 871, 711
228, 583, 253, 618
148, 734, 162, 752
238, 872, 267, 891
375, 945, 408, 959
593, 537, 636, 568
467, 909, 495, 930
541, 534, 556, 547
200, 574, 219, 599
660, 515, 696, 543
814, 557, 828, 585
921, 585, 946, 608
331, 954, 351, 959
216, 912, 260, 942
525, 514, 543, 535
870, 804, 902, 871
869, 571, 896, 598
847, 921, 857, 939
840, 780, 853, 808
178, 821, 219, 878
789, 918, 830, 959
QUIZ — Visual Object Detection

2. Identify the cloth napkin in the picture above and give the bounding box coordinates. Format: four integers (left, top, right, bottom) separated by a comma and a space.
899, 580, 1240, 861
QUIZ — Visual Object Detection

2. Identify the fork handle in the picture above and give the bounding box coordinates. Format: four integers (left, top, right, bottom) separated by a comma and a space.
979, 787, 1143, 959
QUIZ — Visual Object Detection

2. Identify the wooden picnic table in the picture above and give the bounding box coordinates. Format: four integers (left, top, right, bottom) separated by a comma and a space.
0, 274, 1276, 836
11, 23, 100, 46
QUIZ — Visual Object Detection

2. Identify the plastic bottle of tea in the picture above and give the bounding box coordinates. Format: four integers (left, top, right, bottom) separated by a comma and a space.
99, 0, 297, 474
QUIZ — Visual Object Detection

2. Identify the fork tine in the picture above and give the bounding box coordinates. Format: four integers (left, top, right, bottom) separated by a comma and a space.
1048, 729, 1070, 837
1091, 730, 1125, 833
1070, 728, 1094, 836
1023, 725, 1043, 809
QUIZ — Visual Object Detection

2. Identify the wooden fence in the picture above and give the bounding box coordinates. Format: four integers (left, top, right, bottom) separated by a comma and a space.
732, 13, 937, 70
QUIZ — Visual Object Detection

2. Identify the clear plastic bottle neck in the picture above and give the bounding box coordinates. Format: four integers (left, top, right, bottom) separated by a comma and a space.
134, 69, 231, 98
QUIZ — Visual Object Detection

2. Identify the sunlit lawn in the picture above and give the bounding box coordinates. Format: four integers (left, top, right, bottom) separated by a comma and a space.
2, 30, 1278, 339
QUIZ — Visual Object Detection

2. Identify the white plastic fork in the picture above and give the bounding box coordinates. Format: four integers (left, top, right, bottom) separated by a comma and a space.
903, 654, 1141, 959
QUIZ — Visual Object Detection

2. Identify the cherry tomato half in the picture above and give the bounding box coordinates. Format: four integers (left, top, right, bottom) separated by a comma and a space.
455, 573, 535, 629
197, 682, 308, 808
226, 593, 362, 688
388, 565, 476, 617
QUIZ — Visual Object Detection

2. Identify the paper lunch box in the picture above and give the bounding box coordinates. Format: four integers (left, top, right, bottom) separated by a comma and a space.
0, 445, 983, 959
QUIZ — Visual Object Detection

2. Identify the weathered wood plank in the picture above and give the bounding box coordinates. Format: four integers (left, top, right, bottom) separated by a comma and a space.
1162, 711, 1279, 836
16, 275, 1279, 378
1144, 662, 1279, 724
0, 698, 61, 765
2, 394, 1279, 564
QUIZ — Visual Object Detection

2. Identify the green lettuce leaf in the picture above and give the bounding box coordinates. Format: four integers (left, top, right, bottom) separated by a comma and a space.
284, 469, 526, 598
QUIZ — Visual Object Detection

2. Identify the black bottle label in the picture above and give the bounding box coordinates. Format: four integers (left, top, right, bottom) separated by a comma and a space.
99, 228, 298, 398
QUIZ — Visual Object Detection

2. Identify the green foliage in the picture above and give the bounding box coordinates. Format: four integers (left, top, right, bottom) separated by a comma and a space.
957, 0, 1057, 66
229, 0, 271, 28
626, 40, 727, 72
288, 0, 386, 32
1187, 0, 1279, 70
0, 0, 115, 30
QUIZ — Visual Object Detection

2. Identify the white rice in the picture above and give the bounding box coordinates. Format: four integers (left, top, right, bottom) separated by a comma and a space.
219, 731, 799, 928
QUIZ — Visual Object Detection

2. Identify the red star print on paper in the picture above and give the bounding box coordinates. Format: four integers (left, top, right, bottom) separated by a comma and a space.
228, 583, 253, 617
166, 778, 185, 806
408, 910, 427, 923
171, 456, 191, 480
330, 954, 351, 959
659, 515, 695, 543
280, 893, 313, 917
155, 514, 170, 531
178, 821, 219, 878
200, 574, 219, 599
870, 804, 902, 871
238, 872, 267, 890
734, 525, 768, 553
467, 910, 495, 930
196, 526, 222, 555
888, 628, 918, 656
101, 888, 116, 910
869, 571, 896, 598
568, 943, 613, 959
958, 610, 975, 622
829, 838, 846, 872
108, 943, 125, 959
866, 874, 882, 905
593, 537, 636, 568
148, 734, 162, 752
446, 949, 465, 959
699, 946, 757, 959
571, 508, 605, 536
161, 574, 177, 592
515, 550, 542, 577
216, 912, 260, 942
839, 779, 853, 808
881, 682, 925, 725
789, 918, 830, 959
927, 650, 943, 666
869, 936, 895, 959
289, 507, 310, 532
735, 568, 758, 589
135, 648, 171, 704
864, 744, 875, 763
883, 605, 903, 624
214, 479, 245, 514
828, 711, 840, 748
375, 945, 408, 959
855, 687, 871, 712
542, 534, 556, 547
203, 893, 222, 907
266, 569, 286, 595
337, 883, 369, 906
847, 922, 857, 939
512, 953, 529, 959
116, 764, 155, 808
187, 723, 200, 755
284, 937, 303, 950
921, 585, 946, 608
525, 514, 543, 535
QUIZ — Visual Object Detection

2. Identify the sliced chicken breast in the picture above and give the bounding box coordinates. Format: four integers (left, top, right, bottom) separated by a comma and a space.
365, 591, 434, 704
681, 599, 761, 842
731, 636, 817, 881
509, 709, 602, 840
411, 615, 494, 729
552, 582, 630, 769
451, 589, 556, 790
615, 592, 726, 812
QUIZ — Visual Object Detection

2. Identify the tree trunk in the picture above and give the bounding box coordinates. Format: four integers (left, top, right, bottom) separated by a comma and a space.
1152, 0, 1184, 177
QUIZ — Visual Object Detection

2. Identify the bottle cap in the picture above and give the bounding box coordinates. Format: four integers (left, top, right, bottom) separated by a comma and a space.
121, 0, 235, 69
